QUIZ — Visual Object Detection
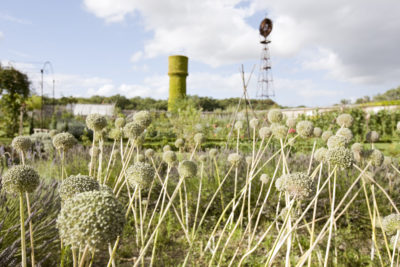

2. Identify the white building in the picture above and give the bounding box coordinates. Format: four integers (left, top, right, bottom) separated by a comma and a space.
67, 104, 115, 116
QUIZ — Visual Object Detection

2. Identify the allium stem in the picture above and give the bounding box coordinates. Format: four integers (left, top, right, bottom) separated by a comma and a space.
25, 193, 35, 267
324, 168, 337, 267
89, 131, 96, 176
391, 231, 399, 267
97, 137, 104, 182
192, 162, 204, 238
213, 157, 225, 214
19, 192, 27, 267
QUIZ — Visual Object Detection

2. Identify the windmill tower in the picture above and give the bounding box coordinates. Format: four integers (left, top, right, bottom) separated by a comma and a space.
256, 17, 274, 99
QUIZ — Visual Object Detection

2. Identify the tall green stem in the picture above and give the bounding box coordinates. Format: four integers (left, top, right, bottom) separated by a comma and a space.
20, 191, 27, 267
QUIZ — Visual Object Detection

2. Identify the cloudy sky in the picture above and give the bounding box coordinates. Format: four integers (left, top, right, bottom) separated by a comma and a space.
1, 0, 399, 107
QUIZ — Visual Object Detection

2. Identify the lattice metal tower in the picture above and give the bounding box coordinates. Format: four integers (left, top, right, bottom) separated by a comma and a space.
256, 17, 274, 99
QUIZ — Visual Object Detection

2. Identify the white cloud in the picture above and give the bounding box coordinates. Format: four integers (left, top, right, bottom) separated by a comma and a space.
0, 13, 31, 25
130, 51, 143, 62
0, 31, 3, 40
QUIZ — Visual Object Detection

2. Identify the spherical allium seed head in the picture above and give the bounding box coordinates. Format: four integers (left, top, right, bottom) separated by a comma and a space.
132, 135, 145, 147
199, 155, 207, 162
249, 118, 259, 129
175, 138, 185, 148
89, 146, 99, 158
126, 161, 155, 188
209, 148, 218, 158
145, 148, 155, 158
296, 121, 314, 138
286, 118, 297, 129
351, 143, 364, 153
59, 174, 100, 202
123, 122, 144, 139
321, 131, 333, 142
109, 128, 122, 140
313, 127, 322, 138
115, 117, 126, 128
390, 235, 400, 249
49, 129, 60, 138
366, 131, 380, 143
368, 149, 384, 167
259, 127, 272, 139
53, 132, 77, 151
137, 154, 145, 162
2, 165, 40, 194
326, 147, 353, 169
234, 121, 244, 131
260, 174, 269, 184
178, 160, 197, 178
268, 109, 283, 123
314, 147, 328, 163
86, 114, 107, 132
245, 156, 252, 166
94, 129, 108, 142
57, 190, 125, 251
327, 135, 346, 149
228, 153, 243, 166
275, 172, 314, 200
361, 171, 374, 185
271, 124, 288, 140
194, 133, 205, 145
163, 151, 177, 165
163, 145, 172, 152
384, 156, 393, 167
336, 128, 353, 144
382, 214, 400, 235
279, 206, 300, 222
12, 136, 32, 153
336, 113, 353, 128
133, 111, 152, 128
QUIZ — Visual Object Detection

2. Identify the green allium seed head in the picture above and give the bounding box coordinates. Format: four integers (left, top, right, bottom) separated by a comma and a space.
89, 146, 99, 158
175, 138, 185, 148
366, 131, 380, 143
314, 147, 328, 163
336, 128, 353, 144
361, 171, 374, 185
109, 128, 122, 140
275, 172, 314, 200
268, 109, 283, 123
382, 214, 400, 235
194, 133, 205, 144
249, 118, 259, 129
145, 148, 155, 158
245, 156, 252, 165
133, 111, 152, 128
115, 117, 126, 128
260, 174, 269, 184
368, 149, 384, 167
2, 165, 40, 194
49, 129, 60, 137
296, 121, 314, 138
133, 135, 145, 147
271, 124, 288, 140
178, 160, 197, 178
137, 154, 145, 162
12, 136, 32, 153
336, 114, 353, 128
163, 145, 172, 152
327, 135, 346, 149
234, 121, 244, 131
57, 190, 125, 250
313, 127, 322, 138
94, 129, 108, 141
321, 130, 333, 142
59, 174, 100, 202
123, 122, 144, 139
163, 151, 177, 165
53, 132, 77, 151
286, 118, 297, 129
126, 161, 155, 188
86, 114, 107, 132
279, 206, 300, 222
228, 153, 242, 166
384, 156, 392, 167
326, 147, 353, 169
259, 127, 272, 139
199, 155, 207, 162
100, 184, 113, 195
209, 148, 218, 158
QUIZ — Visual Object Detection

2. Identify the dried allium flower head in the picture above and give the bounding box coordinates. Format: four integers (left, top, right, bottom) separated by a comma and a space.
249, 118, 259, 129
327, 135, 346, 149
382, 214, 400, 235
314, 147, 328, 163
321, 130, 333, 142
286, 118, 297, 129
2, 165, 40, 194
86, 114, 107, 132
271, 124, 288, 140
194, 133, 205, 144
163, 151, 177, 165
145, 148, 155, 158
313, 127, 322, 137
59, 174, 99, 202
361, 171, 374, 184
259, 127, 272, 139
245, 156, 252, 166
57, 190, 125, 250
209, 148, 218, 158
326, 147, 353, 169
133, 111, 152, 128
228, 153, 242, 166
53, 132, 77, 151
123, 122, 144, 139
199, 155, 207, 162
12, 136, 32, 153
390, 235, 400, 249
95, 129, 108, 141
351, 142, 364, 163
336, 113, 353, 128
89, 146, 99, 158
368, 149, 384, 167
133, 135, 145, 147
279, 206, 300, 222
268, 109, 283, 123
260, 174, 269, 184
126, 161, 155, 188
137, 154, 145, 162
115, 117, 126, 128
49, 129, 60, 138
175, 138, 185, 148
234, 120, 244, 131
178, 160, 197, 178
109, 128, 122, 140
275, 172, 314, 200
163, 145, 172, 152
366, 131, 380, 143
296, 121, 314, 138
384, 156, 392, 167
336, 128, 353, 144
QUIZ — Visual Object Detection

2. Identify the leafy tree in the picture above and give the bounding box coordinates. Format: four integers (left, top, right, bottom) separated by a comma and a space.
0, 66, 31, 136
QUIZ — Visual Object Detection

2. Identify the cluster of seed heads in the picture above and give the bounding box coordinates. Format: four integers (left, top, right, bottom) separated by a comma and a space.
133, 111, 152, 128
145, 148, 155, 158
368, 149, 384, 167
259, 127, 272, 139
234, 121, 244, 131
228, 153, 242, 166
249, 118, 259, 129
163, 145, 172, 152
209, 148, 218, 158
52, 132, 77, 151
126, 161, 155, 189
286, 118, 296, 129
268, 109, 283, 123
336, 113, 353, 128
314, 147, 328, 163
178, 160, 198, 178
271, 124, 288, 140
321, 131, 333, 142
175, 138, 185, 148
382, 214, 400, 235
124, 122, 144, 139
313, 127, 322, 138
326, 147, 353, 169
12, 136, 32, 153
109, 128, 122, 140
366, 131, 380, 143
115, 117, 126, 128
194, 133, 205, 144
163, 151, 177, 165
59, 174, 100, 202
86, 114, 108, 132
296, 121, 314, 138
327, 135, 346, 149
336, 128, 353, 144
260, 174, 269, 184
1, 165, 40, 194
275, 172, 314, 200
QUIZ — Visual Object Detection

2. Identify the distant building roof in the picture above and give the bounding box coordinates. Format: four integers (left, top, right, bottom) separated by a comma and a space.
67, 104, 115, 116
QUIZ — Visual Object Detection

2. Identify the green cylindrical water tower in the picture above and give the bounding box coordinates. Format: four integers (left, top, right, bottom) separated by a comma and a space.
168, 55, 188, 111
